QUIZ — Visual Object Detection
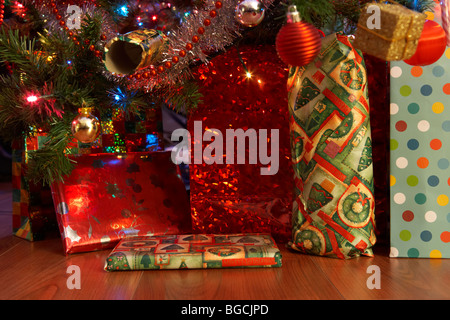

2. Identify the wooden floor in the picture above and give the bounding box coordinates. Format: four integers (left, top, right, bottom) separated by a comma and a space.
0, 182, 449, 301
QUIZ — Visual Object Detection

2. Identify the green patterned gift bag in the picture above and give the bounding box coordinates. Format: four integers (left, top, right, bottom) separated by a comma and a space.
288, 33, 377, 259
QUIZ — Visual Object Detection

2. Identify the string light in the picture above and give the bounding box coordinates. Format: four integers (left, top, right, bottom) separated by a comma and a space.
119, 5, 129, 17
26, 95, 39, 103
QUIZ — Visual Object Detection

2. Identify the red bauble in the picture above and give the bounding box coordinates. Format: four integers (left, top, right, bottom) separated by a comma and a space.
275, 19, 321, 67
404, 20, 447, 66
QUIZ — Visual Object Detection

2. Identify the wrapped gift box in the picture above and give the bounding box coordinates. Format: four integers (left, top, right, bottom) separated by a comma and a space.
69, 107, 163, 155
389, 7, 450, 259
11, 107, 163, 241
104, 233, 282, 271
188, 45, 293, 244
51, 151, 192, 254
353, 2, 426, 61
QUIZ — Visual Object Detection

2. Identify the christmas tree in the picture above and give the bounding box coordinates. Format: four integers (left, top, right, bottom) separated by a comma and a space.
0, 0, 435, 185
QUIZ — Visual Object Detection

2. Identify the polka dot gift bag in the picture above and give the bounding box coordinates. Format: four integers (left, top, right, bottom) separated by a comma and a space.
389, 5, 450, 258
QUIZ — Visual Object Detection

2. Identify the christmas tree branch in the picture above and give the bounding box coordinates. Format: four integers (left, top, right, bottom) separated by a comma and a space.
162, 80, 203, 112
26, 115, 76, 185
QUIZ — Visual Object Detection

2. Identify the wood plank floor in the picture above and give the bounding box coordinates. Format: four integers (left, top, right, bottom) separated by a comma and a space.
0, 182, 449, 301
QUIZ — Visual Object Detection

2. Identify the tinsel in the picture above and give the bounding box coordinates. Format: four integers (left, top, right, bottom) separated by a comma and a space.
119, 0, 275, 92
22, 0, 117, 52
26, 0, 275, 93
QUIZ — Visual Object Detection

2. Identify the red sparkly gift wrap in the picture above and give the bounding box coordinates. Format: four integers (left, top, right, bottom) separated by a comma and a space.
12, 106, 164, 242
51, 151, 192, 254
188, 45, 293, 243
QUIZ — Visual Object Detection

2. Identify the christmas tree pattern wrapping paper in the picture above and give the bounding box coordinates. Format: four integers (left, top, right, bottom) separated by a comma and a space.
51, 151, 192, 254
105, 233, 282, 270
389, 7, 450, 259
288, 33, 376, 259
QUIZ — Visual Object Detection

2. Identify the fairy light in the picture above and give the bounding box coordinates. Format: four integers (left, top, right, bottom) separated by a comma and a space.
246, 71, 252, 79
117, 5, 129, 17
26, 95, 39, 103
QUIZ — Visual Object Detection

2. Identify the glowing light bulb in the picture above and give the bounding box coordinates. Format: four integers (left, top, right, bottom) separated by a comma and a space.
118, 5, 129, 16
26, 95, 38, 103
246, 71, 252, 79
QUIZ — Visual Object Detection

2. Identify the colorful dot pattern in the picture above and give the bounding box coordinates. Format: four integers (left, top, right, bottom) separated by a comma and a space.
390, 10, 450, 259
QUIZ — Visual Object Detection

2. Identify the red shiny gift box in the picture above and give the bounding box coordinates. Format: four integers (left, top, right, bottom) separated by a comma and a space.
188, 45, 293, 243
51, 151, 192, 254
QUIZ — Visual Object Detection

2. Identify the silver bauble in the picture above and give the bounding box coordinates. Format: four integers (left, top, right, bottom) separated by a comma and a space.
235, 0, 265, 27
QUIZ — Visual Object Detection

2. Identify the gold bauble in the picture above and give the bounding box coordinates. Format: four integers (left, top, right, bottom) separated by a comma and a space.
71, 107, 101, 143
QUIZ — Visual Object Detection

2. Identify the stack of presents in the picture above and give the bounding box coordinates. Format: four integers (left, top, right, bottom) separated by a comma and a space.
9, 2, 449, 271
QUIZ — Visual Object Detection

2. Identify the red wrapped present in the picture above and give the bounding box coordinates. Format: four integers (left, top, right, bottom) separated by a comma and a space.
11, 107, 164, 241
72, 107, 163, 155
188, 45, 293, 243
51, 151, 191, 254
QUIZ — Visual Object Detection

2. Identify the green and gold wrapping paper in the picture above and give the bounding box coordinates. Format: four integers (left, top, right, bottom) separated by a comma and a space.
104, 29, 167, 75
105, 233, 282, 270
353, 2, 426, 61
288, 34, 376, 259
